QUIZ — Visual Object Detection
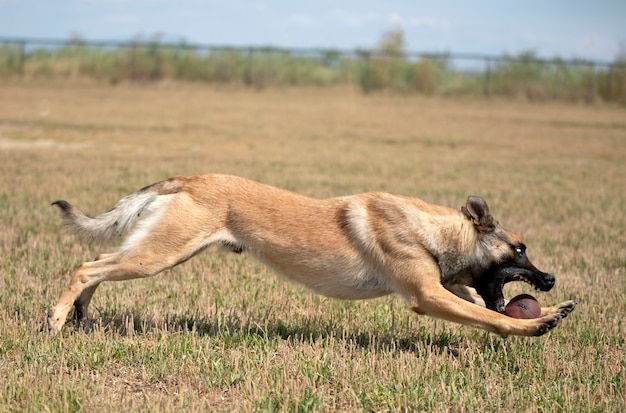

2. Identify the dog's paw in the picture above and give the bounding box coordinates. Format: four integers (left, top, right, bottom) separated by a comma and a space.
533, 313, 565, 336
47, 307, 67, 333
532, 301, 577, 337
541, 299, 578, 318
556, 300, 577, 317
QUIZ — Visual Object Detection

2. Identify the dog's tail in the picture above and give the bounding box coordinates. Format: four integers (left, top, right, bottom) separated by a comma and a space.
52, 178, 182, 243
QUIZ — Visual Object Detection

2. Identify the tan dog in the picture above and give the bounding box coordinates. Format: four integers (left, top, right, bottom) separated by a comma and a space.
48, 174, 576, 337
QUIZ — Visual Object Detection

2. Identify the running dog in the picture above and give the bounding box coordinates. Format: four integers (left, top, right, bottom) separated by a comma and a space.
48, 174, 577, 337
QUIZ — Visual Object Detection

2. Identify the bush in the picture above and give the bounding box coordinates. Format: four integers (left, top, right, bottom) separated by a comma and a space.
1, 35, 624, 104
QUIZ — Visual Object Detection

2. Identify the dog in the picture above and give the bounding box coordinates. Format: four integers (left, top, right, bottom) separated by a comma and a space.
48, 174, 576, 337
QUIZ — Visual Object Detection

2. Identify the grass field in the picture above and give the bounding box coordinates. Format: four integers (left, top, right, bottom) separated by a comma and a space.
0, 82, 625, 412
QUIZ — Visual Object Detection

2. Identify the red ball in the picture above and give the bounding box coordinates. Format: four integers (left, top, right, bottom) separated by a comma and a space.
504, 294, 541, 319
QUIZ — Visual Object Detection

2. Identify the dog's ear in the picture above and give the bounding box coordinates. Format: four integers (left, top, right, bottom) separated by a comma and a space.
461, 196, 495, 231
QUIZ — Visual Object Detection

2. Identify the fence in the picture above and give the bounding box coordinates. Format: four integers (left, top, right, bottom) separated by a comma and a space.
1, 37, 625, 103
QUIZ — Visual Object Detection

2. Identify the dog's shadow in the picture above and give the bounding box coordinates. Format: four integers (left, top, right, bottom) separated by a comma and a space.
72, 308, 461, 356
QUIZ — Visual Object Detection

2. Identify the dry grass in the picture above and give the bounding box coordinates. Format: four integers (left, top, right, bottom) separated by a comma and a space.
0, 82, 625, 412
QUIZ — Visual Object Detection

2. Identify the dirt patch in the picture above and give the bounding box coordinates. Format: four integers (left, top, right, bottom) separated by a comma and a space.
0, 137, 88, 150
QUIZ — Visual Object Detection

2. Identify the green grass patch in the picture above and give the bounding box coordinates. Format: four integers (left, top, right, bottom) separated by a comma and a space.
0, 84, 624, 411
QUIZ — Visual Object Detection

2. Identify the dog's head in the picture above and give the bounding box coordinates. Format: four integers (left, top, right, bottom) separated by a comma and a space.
462, 196, 555, 313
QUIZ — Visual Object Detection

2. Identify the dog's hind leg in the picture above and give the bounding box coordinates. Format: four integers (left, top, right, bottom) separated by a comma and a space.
48, 205, 227, 331
73, 285, 98, 322
48, 246, 193, 332
71, 253, 115, 322
48, 250, 162, 331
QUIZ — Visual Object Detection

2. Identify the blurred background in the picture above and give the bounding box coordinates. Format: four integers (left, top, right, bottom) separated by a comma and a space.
1, 0, 625, 103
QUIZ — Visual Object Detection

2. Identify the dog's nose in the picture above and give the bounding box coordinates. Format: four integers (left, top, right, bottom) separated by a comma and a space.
543, 273, 555, 290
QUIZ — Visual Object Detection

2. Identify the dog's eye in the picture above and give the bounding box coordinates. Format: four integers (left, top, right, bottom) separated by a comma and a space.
515, 247, 525, 257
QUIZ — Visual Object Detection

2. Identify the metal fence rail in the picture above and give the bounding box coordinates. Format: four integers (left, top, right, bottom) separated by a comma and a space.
1, 37, 624, 102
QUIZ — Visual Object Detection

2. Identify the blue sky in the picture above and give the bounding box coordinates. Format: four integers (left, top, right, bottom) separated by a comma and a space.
1, 0, 625, 62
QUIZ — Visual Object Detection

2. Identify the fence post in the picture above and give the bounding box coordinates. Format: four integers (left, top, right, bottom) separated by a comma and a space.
244, 47, 253, 85
589, 62, 596, 102
607, 64, 613, 100
358, 50, 372, 93
484, 57, 492, 97
18, 39, 26, 76
131, 42, 137, 80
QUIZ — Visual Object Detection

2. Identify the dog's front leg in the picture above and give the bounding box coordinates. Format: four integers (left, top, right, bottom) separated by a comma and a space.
443, 283, 487, 307
397, 263, 574, 337
410, 284, 574, 337
540, 300, 579, 318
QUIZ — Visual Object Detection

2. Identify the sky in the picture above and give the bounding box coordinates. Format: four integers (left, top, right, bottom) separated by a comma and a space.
1, 0, 625, 62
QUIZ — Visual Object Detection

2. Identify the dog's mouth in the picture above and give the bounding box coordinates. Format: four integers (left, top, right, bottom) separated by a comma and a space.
476, 267, 555, 313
